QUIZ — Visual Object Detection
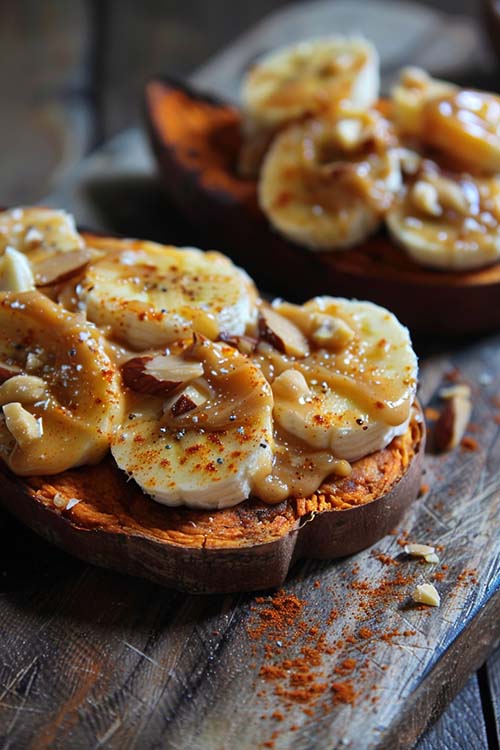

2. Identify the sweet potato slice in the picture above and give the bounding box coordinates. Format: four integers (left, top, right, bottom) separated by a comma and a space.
0, 411, 424, 594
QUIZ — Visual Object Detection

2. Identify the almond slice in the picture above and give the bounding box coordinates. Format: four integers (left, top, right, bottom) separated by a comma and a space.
434, 391, 471, 452
218, 333, 258, 355
121, 354, 204, 396
33, 247, 92, 286
2, 402, 43, 447
412, 583, 440, 607
170, 384, 208, 417
258, 307, 309, 358
404, 543, 439, 563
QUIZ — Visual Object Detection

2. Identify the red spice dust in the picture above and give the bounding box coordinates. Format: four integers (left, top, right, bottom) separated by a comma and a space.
332, 680, 357, 705
461, 436, 478, 451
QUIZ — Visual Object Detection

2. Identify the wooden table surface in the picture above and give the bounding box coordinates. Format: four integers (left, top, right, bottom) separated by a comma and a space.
0, 2, 499, 748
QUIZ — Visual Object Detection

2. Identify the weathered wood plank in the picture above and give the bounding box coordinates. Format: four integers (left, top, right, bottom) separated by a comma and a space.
0, 331, 498, 750
416, 674, 488, 750
486, 646, 500, 746
0, 0, 92, 205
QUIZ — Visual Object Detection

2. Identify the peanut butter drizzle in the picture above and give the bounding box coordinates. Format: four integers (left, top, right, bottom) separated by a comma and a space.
252, 426, 352, 505
86, 289, 413, 507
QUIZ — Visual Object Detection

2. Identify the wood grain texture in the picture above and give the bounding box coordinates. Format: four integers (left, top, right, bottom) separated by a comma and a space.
0, 333, 498, 749
416, 674, 489, 750
0, 0, 92, 205
486, 646, 500, 746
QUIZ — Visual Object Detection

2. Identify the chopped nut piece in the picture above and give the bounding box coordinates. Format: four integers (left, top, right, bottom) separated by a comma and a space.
405, 542, 435, 557
430, 173, 469, 215
121, 354, 204, 396
53, 492, 67, 509
2, 402, 43, 447
272, 369, 310, 400
66, 497, 81, 510
412, 583, 440, 607
32, 247, 91, 286
25, 352, 43, 371
218, 333, 258, 355
404, 543, 440, 564
0, 246, 35, 292
411, 180, 442, 217
258, 307, 309, 358
311, 313, 354, 350
0, 375, 47, 406
335, 118, 364, 150
434, 389, 471, 452
423, 552, 440, 564
170, 384, 207, 416
439, 384, 471, 400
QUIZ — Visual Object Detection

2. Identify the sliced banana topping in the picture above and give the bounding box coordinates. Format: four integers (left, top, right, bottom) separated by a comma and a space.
424, 89, 500, 175
112, 337, 274, 509
0, 207, 93, 288
259, 111, 400, 250
242, 36, 379, 132
254, 297, 417, 461
0, 207, 83, 255
0, 207, 420, 511
0, 291, 123, 475
387, 160, 500, 270
77, 242, 258, 350
391, 66, 457, 138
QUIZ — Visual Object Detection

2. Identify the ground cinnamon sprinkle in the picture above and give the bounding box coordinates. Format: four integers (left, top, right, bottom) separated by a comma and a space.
332, 680, 357, 705
358, 627, 373, 639
461, 436, 478, 451
251, 536, 473, 749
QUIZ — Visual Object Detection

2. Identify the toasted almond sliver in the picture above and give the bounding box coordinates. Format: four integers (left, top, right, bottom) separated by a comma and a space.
435, 392, 471, 452
412, 583, 440, 607
423, 552, 440, 564
404, 543, 436, 557
33, 247, 91, 286
121, 355, 203, 396
439, 384, 471, 400
259, 306, 309, 358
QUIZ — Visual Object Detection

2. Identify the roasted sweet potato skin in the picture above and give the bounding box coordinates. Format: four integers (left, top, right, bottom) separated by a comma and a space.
145, 77, 500, 336
0, 413, 424, 594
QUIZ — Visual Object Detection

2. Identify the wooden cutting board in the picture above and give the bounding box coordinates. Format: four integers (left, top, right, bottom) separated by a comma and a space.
1, 179, 499, 748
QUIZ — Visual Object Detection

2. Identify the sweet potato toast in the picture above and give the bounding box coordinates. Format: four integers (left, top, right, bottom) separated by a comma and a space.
0, 411, 424, 594
145, 77, 500, 336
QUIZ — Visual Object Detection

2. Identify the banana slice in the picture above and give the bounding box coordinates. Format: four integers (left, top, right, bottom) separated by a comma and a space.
0, 207, 94, 287
77, 242, 258, 350
0, 291, 123, 475
111, 337, 274, 509
242, 36, 379, 132
0, 207, 83, 255
386, 159, 500, 270
391, 66, 457, 138
254, 297, 417, 462
392, 69, 500, 175
424, 89, 500, 174
259, 111, 401, 250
